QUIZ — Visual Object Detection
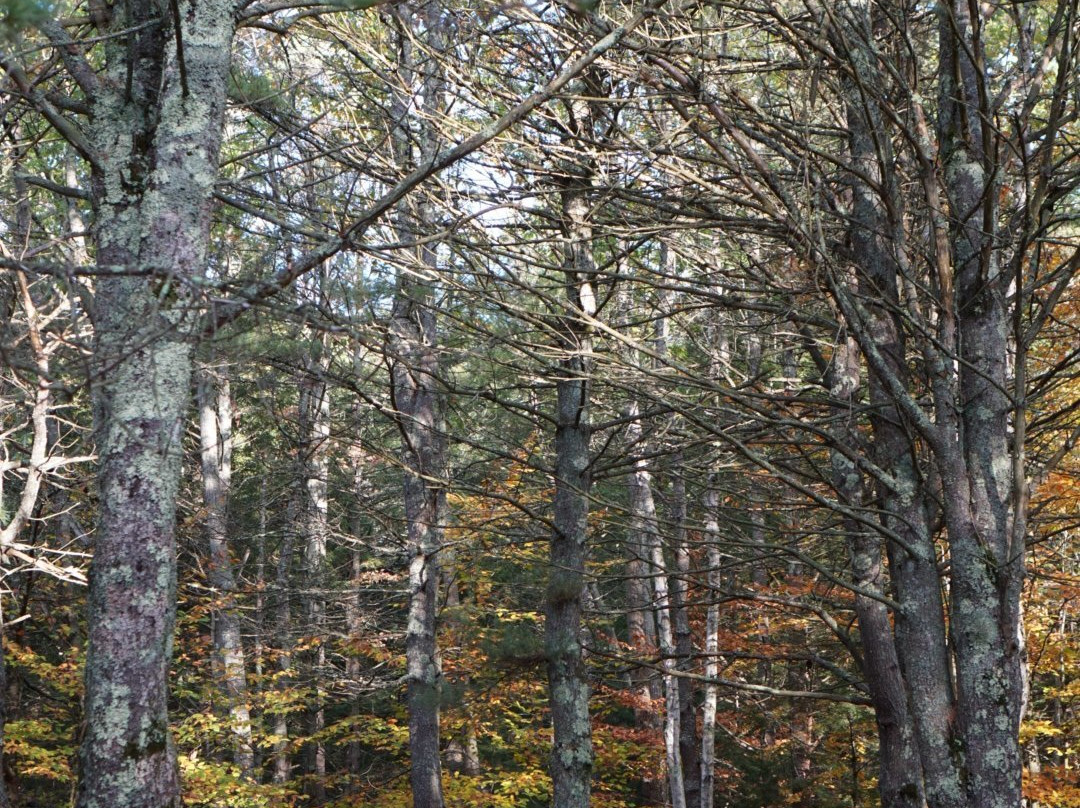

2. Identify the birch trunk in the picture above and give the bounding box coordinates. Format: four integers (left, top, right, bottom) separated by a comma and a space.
625, 527, 663, 804
198, 372, 255, 778
625, 401, 685, 808
699, 484, 721, 808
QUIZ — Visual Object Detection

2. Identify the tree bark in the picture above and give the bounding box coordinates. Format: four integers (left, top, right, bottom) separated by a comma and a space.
272, 505, 297, 785
935, 8, 1024, 808
77, 3, 235, 806
672, 501, 701, 808
544, 128, 597, 808
699, 483, 721, 808
825, 5, 1026, 806
826, 335, 924, 808
624, 506, 663, 804
387, 7, 450, 805
198, 372, 255, 778
299, 353, 329, 804
626, 401, 685, 808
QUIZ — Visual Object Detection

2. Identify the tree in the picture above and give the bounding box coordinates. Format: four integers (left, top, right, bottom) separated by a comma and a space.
0, 3, 239, 805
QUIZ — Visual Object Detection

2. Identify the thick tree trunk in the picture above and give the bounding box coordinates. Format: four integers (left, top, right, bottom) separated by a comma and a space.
546, 359, 594, 808
392, 303, 446, 808
198, 373, 255, 778
77, 3, 235, 806
832, 8, 962, 806
937, 8, 1024, 807
828, 5, 1026, 807
827, 336, 924, 808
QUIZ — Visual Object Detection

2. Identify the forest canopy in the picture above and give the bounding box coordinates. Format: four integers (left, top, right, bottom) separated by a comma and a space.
1, 1, 1079, 807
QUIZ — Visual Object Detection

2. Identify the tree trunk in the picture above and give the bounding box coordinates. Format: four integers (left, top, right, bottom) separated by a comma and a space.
346, 444, 367, 786
385, 6, 451, 805
198, 372, 255, 778
826, 335, 924, 808
699, 483, 721, 808
937, 6, 1025, 806
625, 518, 663, 805
299, 354, 329, 804
78, 3, 235, 806
671, 460, 701, 808
544, 134, 597, 808
831, 7, 962, 806
826, 5, 1026, 807
626, 401, 685, 808
272, 507, 296, 785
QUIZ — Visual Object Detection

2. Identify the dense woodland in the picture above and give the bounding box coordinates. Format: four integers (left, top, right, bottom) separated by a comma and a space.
1, 1, 1079, 806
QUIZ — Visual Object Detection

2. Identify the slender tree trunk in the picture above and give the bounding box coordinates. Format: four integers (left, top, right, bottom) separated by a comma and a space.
699, 483, 721, 808
299, 357, 329, 804
346, 445, 367, 785
272, 508, 296, 785
385, 7, 451, 805
626, 401, 685, 808
616, 280, 664, 805
671, 498, 700, 808
77, 4, 235, 806
625, 525, 663, 805
0, 628, 11, 808
654, 270, 700, 808
198, 372, 255, 777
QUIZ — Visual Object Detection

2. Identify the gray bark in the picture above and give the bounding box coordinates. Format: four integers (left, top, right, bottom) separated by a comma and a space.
77, 3, 235, 806
826, 4, 1026, 807
832, 11, 943, 806
937, 5, 1024, 803
198, 372, 255, 778
827, 336, 924, 808
346, 445, 367, 785
656, 274, 700, 808
387, 7, 450, 805
272, 502, 297, 785
544, 135, 597, 808
299, 355, 329, 804
672, 506, 701, 808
